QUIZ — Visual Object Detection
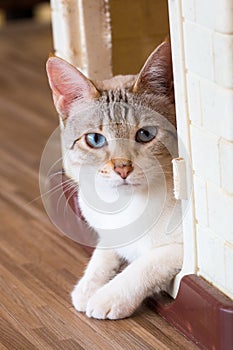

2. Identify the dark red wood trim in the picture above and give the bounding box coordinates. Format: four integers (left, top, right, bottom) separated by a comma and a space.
148, 275, 233, 350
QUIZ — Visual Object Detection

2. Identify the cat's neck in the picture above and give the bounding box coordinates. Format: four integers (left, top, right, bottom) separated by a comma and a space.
78, 173, 175, 227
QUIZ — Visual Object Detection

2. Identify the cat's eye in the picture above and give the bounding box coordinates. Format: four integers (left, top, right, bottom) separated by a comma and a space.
85, 133, 107, 148
135, 126, 157, 143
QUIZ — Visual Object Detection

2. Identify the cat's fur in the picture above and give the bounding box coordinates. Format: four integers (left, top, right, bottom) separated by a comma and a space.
46, 41, 183, 320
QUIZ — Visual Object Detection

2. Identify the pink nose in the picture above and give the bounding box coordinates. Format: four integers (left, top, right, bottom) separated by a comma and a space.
113, 159, 133, 179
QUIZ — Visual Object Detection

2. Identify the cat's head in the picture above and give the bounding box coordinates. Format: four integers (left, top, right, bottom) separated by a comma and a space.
46, 42, 177, 191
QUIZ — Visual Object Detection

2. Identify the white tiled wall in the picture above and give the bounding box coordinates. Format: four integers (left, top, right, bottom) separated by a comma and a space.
169, 0, 233, 299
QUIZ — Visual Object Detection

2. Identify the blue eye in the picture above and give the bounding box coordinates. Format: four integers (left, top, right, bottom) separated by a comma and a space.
85, 133, 107, 148
135, 126, 157, 143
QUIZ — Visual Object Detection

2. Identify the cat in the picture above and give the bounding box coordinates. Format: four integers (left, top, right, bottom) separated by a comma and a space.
46, 41, 183, 320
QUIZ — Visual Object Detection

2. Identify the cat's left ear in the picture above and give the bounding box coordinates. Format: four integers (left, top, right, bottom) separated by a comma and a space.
133, 41, 174, 102
46, 56, 99, 117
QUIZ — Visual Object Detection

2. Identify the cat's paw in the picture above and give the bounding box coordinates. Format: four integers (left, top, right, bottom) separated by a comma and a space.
71, 279, 100, 312
71, 283, 89, 312
86, 287, 135, 320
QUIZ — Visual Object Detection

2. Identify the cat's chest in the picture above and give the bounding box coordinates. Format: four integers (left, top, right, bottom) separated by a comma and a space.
79, 185, 151, 230
78, 184, 174, 252
115, 235, 153, 262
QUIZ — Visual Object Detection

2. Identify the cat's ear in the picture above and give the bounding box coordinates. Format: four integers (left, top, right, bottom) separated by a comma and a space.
133, 41, 174, 102
46, 56, 99, 117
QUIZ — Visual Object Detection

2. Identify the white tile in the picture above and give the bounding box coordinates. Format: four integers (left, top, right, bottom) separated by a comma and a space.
195, 0, 216, 30
181, 0, 196, 22
196, 0, 233, 34
200, 80, 233, 141
193, 175, 208, 226
186, 72, 202, 126
207, 182, 233, 244
224, 243, 233, 298
214, 33, 233, 89
197, 224, 225, 286
215, 0, 233, 34
183, 21, 214, 80
190, 125, 220, 185
219, 139, 233, 194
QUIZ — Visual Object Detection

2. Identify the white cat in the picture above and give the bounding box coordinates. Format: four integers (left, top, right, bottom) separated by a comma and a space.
46, 41, 183, 319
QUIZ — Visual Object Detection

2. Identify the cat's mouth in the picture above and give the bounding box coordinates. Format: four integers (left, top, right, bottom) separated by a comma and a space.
97, 175, 142, 188
117, 180, 141, 187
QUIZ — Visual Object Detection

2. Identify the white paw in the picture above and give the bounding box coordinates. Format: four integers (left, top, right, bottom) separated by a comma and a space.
86, 286, 136, 320
71, 279, 100, 312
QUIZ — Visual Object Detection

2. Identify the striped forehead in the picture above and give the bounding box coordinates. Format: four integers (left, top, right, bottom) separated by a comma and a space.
100, 90, 137, 126
102, 89, 129, 104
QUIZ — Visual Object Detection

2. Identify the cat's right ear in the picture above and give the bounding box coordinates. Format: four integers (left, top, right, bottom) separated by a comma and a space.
46, 57, 99, 117
132, 41, 174, 102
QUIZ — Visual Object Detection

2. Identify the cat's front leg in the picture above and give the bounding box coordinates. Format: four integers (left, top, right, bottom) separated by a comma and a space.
86, 243, 183, 319
71, 248, 122, 312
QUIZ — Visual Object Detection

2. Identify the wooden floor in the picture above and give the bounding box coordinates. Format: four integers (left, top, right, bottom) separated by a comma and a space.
0, 20, 198, 350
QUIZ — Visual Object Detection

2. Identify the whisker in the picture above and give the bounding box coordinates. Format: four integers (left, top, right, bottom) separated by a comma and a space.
47, 170, 64, 180
25, 178, 75, 206
56, 182, 77, 212
46, 156, 64, 177
137, 168, 173, 175
63, 187, 78, 216
48, 179, 75, 203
